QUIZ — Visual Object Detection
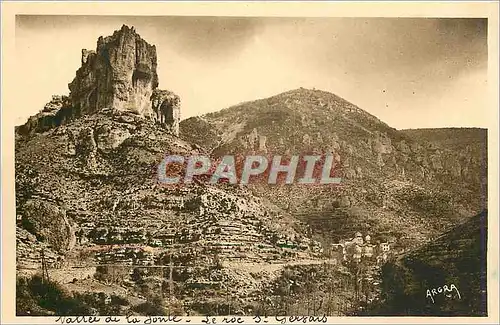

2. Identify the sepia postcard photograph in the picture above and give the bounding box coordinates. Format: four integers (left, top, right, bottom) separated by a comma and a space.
1, 1, 499, 324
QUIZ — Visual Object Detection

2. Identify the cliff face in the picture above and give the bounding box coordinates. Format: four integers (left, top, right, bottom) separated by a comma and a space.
17, 25, 180, 137
69, 25, 159, 117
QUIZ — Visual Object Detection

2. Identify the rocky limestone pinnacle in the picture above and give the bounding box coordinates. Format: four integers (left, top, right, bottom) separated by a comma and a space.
69, 25, 160, 118
18, 25, 181, 136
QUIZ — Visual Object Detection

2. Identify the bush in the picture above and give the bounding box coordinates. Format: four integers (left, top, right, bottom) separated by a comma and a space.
133, 295, 166, 316
16, 274, 92, 315
111, 294, 130, 306
16, 274, 130, 316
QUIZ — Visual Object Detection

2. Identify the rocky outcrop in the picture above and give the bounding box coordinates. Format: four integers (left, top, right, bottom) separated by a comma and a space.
151, 89, 181, 136
17, 25, 181, 137
16, 96, 73, 135
95, 124, 131, 153
76, 127, 98, 171
69, 25, 159, 117
21, 199, 76, 253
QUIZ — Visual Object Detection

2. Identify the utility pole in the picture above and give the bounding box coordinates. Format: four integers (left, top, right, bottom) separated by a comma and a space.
326, 284, 332, 316
168, 239, 174, 315
160, 266, 165, 312
168, 218, 179, 315
40, 248, 50, 284
225, 279, 231, 316
169, 255, 173, 299
354, 263, 359, 303
306, 272, 310, 316
286, 283, 290, 315
312, 290, 316, 316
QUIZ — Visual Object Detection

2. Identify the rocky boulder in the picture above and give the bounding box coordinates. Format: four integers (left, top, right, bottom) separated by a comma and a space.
21, 199, 75, 253
95, 124, 131, 153
76, 127, 98, 171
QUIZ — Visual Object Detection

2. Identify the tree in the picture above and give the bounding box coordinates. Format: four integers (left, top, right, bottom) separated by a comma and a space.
16, 274, 92, 316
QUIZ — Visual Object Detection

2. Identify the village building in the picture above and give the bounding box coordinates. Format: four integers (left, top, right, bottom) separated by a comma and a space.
380, 242, 391, 252
335, 232, 395, 264
363, 235, 375, 258
352, 232, 364, 245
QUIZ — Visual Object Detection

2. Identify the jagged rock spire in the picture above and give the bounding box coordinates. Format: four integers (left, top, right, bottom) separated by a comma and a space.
18, 25, 181, 136
68, 24, 159, 118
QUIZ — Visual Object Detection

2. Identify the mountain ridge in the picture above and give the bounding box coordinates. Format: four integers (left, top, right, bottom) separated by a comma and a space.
180, 86, 487, 247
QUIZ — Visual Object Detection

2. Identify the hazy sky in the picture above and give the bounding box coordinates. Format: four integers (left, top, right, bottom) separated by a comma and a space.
15, 16, 488, 129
